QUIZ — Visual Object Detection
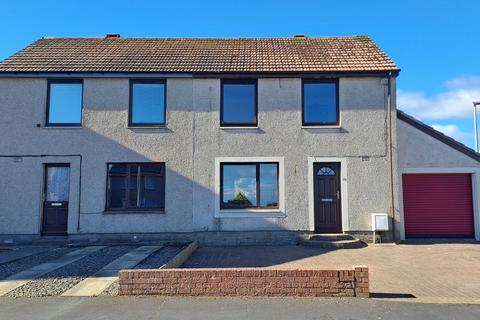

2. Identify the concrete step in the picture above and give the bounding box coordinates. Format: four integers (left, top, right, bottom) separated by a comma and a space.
32, 236, 71, 246
300, 234, 365, 249
307, 234, 355, 241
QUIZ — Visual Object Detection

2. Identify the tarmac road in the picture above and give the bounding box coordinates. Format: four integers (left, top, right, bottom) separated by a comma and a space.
1, 296, 479, 320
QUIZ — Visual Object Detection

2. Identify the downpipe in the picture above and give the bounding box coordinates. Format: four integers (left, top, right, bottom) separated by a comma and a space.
386, 74, 396, 241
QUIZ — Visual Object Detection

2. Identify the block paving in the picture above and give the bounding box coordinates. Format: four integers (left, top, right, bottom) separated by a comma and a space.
182, 243, 480, 300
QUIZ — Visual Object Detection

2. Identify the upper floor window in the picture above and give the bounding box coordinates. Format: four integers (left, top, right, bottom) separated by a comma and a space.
129, 80, 166, 126
221, 80, 257, 127
106, 163, 166, 211
302, 80, 339, 126
46, 80, 83, 126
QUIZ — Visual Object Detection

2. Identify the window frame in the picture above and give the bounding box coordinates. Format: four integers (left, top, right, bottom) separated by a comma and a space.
220, 79, 258, 127
301, 79, 339, 126
45, 79, 84, 127
219, 162, 279, 210
105, 162, 166, 212
128, 79, 167, 127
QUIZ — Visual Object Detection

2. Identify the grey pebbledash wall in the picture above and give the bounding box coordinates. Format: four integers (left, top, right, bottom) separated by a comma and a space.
397, 119, 480, 168
396, 118, 480, 241
0, 76, 397, 240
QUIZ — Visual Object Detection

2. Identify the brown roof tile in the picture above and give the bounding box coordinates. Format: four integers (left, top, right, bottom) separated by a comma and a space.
0, 36, 398, 73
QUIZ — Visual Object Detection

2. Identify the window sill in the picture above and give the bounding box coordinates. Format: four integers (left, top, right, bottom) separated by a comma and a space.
220, 126, 259, 130
127, 125, 168, 129
103, 210, 165, 215
42, 126, 83, 129
215, 209, 285, 218
301, 125, 342, 129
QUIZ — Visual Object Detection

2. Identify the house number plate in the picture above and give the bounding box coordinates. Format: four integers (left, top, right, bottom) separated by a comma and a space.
321, 198, 333, 202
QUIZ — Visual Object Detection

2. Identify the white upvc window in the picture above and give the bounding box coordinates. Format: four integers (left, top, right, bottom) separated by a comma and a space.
214, 157, 285, 218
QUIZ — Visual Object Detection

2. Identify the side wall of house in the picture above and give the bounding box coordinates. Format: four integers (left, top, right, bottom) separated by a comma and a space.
397, 119, 480, 240
0, 76, 393, 239
397, 120, 479, 168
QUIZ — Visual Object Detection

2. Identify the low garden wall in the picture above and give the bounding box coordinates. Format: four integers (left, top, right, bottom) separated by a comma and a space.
118, 266, 369, 297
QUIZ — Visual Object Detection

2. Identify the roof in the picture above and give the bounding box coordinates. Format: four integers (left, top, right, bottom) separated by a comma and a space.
397, 110, 480, 162
0, 36, 398, 74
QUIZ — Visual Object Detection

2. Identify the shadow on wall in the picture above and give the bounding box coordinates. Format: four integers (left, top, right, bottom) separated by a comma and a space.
0, 76, 395, 237
1, 123, 294, 235
1, 76, 398, 233
76, 127, 292, 234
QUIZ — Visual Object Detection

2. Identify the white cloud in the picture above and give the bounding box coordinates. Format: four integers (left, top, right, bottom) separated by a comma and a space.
430, 123, 473, 145
444, 75, 480, 90
398, 75, 480, 120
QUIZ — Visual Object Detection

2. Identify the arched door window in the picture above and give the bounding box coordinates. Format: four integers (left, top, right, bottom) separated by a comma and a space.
317, 166, 335, 176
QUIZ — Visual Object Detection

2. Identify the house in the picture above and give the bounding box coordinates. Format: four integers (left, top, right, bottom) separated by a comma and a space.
0, 35, 478, 244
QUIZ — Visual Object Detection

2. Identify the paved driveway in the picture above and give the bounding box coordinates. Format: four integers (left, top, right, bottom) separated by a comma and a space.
183, 243, 480, 303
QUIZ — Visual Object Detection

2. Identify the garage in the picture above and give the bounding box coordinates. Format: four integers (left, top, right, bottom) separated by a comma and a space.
402, 173, 475, 238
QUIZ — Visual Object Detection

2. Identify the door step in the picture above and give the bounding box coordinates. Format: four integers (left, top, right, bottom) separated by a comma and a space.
300, 233, 364, 249
32, 236, 71, 246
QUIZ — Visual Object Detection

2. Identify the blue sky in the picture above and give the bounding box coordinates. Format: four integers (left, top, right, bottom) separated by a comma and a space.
1, 0, 479, 147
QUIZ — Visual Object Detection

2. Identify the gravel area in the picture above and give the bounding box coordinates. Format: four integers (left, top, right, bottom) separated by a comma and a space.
100, 280, 120, 296
0, 247, 73, 280
6, 246, 134, 297
100, 246, 184, 296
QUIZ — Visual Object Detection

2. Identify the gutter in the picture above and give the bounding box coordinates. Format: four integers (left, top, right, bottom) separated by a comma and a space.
0, 70, 401, 79
0, 72, 193, 79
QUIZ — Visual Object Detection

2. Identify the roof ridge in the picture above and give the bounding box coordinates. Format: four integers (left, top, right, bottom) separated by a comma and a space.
36, 35, 371, 40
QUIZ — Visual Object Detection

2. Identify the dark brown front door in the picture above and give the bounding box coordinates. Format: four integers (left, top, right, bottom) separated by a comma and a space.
42, 164, 70, 235
313, 162, 342, 233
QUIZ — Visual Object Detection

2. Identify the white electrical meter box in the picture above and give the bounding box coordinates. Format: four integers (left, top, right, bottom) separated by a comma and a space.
371, 213, 389, 231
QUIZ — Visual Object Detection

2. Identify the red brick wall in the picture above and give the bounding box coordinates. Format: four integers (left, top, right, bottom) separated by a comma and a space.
119, 266, 369, 297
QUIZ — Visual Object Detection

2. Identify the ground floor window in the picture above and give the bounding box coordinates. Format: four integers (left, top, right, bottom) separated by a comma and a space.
220, 162, 279, 209
106, 163, 165, 211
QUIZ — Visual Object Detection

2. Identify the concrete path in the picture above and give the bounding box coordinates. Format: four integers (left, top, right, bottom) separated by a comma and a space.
0, 246, 53, 265
1, 296, 479, 320
62, 246, 162, 297
0, 246, 104, 296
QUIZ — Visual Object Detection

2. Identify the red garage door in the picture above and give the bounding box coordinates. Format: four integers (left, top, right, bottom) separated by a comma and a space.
402, 174, 474, 238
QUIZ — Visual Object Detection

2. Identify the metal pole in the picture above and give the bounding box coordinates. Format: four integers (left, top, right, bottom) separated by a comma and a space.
474, 102, 479, 152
